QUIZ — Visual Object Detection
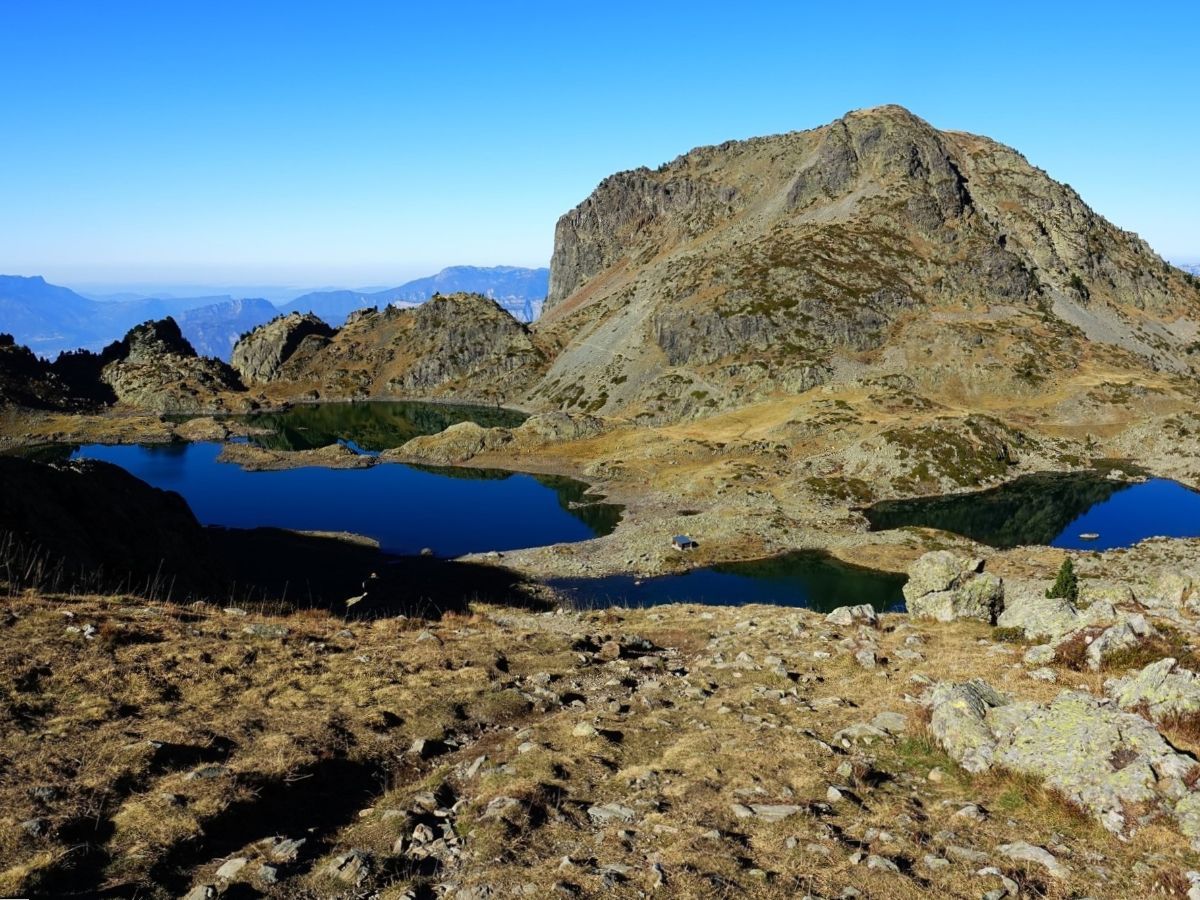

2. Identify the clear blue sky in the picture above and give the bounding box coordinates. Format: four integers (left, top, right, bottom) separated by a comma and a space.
1, 0, 1197, 289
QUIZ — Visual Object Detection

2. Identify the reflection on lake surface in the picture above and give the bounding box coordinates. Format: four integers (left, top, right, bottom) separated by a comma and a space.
219, 400, 529, 452
69, 442, 620, 557
864, 473, 1200, 550
548, 551, 906, 612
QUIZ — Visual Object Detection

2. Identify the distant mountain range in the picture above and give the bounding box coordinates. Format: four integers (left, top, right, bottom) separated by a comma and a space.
285, 266, 549, 326
0, 266, 549, 361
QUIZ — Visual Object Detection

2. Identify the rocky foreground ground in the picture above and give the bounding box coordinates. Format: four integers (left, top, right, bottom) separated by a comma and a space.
6, 550, 1200, 899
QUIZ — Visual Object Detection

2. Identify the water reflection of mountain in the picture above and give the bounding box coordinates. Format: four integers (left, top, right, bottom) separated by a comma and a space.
864, 473, 1129, 548
236, 401, 528, 452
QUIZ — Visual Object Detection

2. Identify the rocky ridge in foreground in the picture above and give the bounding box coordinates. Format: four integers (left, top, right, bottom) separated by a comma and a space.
7, 545, 1200, 898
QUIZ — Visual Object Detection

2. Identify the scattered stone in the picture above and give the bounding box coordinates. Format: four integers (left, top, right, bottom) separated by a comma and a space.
825, 605, 878, 627
1023, 644, 1056, 666
587, 803, 637, 825
242, 623, 289, 640
21, 817, 49, 838
321, 849, 370, 887
215, 857, 248, 881
996, 841, 1069, 878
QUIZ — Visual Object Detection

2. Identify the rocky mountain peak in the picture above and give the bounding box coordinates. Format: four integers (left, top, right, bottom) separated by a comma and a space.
533, 105, 1199, 421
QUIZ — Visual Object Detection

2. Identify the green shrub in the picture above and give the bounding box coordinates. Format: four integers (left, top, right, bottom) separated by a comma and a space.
1046, 558, 1078, 603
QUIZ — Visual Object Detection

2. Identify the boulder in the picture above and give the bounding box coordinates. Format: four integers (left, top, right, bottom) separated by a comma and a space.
1106, 657, 1200, 720
928, 681, 1200, 837
903, 552, 1003, 623
996, 586, 1081, 640
824, 604, 879, 628
927, 679, 1007, 773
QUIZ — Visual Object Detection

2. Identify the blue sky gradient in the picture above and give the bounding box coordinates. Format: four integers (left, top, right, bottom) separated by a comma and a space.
1, 1, 1197, 288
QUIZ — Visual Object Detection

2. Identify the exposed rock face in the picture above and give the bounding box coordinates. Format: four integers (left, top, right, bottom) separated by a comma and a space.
902, 551, 1003, 623
532, 104, 1199, 420
1106, 657, 1200, 720
231, 312, 335, 384
928, 681, 1200, 838
99, 318, 245, 413
242, 294, 548, 403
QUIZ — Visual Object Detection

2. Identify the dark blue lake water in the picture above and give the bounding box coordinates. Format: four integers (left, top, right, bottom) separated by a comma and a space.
549, 551, 906, 612
865, 473, 1200, 551
70, 442, 619, 557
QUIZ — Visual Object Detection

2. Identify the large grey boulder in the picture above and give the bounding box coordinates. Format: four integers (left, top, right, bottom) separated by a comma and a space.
232, 312, 334, 384
927, 679, 1007, 773
927, 681, 1200, 839
1106, 657, 1200, 720
903, 551, 1003, 623
996, 585, 1081, 640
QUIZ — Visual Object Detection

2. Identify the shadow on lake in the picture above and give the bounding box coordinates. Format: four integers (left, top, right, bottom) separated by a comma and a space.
548, 550, 906, 612
223, 400, 528, 452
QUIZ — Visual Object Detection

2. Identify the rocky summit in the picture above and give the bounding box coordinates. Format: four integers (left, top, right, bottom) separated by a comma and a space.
531, 104, 1198, 420
232, 292, 548, 404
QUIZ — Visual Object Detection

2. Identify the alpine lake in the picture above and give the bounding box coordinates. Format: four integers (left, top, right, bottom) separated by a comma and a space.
46, 403, 1200, 612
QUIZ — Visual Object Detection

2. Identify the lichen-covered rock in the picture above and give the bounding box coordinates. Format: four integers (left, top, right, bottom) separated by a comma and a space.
928, 681, 1200, 837
231, 312, 334, 384
903, 552, 1003, 623
927, 679, 1007, 773
995, 585, 1080, 639
1106, 657, 1200, 720
1085, 614, 1155, 671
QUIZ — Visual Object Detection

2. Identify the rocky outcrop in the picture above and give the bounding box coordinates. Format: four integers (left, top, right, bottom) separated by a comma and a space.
254, 294, 548, 403
99, 318, 245, 413
231, 312, 334, 384
927, 680, 1200, 839
1106, 657, 1200, 720
532, 104, 1200, 420
902, 551, 1003, 623
386, 421, 514, 466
